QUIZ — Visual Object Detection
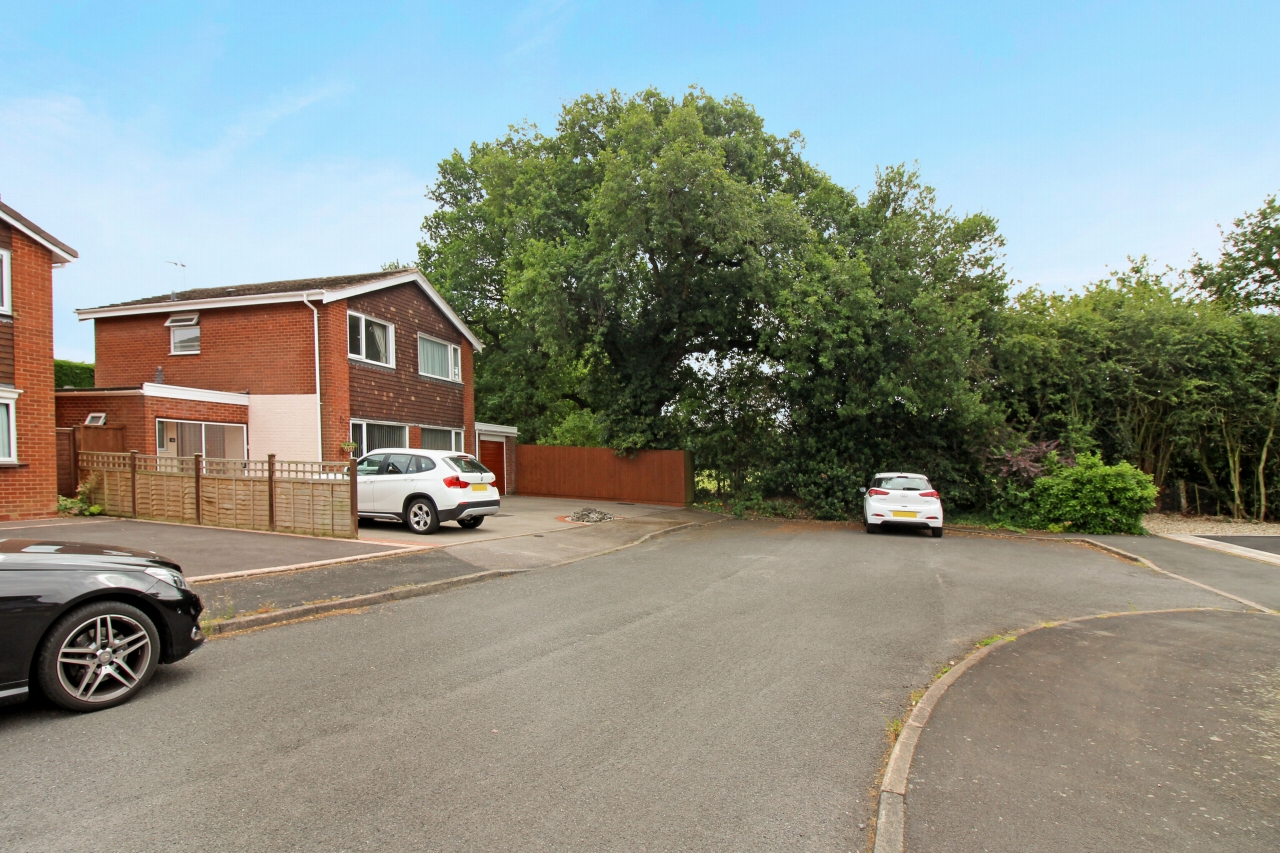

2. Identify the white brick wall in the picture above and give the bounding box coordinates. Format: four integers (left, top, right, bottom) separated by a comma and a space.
248, 394, 321, 461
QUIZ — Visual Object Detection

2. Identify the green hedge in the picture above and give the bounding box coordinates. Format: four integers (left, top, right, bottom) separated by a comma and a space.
1025, 453, 1156, 535
54, 359, 95, 388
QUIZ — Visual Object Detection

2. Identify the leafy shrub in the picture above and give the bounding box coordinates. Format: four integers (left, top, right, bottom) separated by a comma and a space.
58, 477, 103, 517
1024, 453, 1156, 535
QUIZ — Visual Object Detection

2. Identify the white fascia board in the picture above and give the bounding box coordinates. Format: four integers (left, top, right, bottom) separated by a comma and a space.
141, 383, 249, 406
474, 422, 518, 437
76, 290, 324, 320
323, 271, 484, 352
55, 389, 142, 397
0, 211, 76, 265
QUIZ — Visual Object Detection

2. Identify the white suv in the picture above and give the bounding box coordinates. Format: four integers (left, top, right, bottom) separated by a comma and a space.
861, 472, 944, 537
355, 448, 500, 534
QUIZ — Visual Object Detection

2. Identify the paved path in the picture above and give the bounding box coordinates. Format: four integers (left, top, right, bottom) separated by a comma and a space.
1, 521, 1234, 853
907, 610, 1280, 852
1088, 534, 1280, 611
1204, 535, 1280, 556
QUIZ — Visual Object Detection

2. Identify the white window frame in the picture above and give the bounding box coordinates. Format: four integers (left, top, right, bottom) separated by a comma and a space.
0, 388, 19, 463
420, 424, 465, 452
0, 248, 11, 315
347, 310, 396, 368
84, 412, 107, 426
154, 417, 247, 458
417, 334, 462, 383
166, 312, 201, 355
350, 419, 410, 457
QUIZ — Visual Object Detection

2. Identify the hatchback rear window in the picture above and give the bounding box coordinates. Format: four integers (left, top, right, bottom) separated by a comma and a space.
873, 476, 930, 491
444, 455, 491, 475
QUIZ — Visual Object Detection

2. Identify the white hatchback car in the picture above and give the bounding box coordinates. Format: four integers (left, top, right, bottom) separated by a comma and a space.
355, 448, 500, 534
861, 472, 944, 537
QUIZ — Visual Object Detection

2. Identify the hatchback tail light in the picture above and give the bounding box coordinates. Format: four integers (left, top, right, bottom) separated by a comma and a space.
443, 475, 468, 489
868, 488, 889, 496
920, 490, 939, 498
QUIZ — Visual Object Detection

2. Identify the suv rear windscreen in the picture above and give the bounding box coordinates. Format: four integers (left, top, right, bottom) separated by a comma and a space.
444, 456, 491, 475
873, 476, 930, 491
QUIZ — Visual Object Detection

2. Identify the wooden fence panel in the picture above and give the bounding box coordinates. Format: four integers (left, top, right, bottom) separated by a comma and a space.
514, 446, 692, 506
76, 453, 356, 538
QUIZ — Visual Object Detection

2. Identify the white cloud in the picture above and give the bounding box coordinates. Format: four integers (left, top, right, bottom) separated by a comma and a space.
0, 93, 428, 362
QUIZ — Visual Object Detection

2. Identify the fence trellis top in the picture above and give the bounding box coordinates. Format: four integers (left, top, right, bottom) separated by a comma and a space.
80, 453, 353, 480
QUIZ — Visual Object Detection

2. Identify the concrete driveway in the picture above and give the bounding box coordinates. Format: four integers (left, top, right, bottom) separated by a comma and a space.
0, 521, 1242, 853
358, 494, 683, 544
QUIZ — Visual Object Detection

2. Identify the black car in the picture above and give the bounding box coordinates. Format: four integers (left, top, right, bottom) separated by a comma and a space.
0, 540, 204, 712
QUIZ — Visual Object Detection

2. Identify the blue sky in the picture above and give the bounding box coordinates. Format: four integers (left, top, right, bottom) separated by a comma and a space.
3, 1, 1277, 361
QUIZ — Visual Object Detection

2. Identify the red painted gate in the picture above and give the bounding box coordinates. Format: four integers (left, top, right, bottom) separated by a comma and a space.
479, 440, 506, 495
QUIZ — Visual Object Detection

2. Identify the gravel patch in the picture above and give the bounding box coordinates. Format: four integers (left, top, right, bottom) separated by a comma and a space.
1143, 512, 1280, 536
568, 507, 616, 524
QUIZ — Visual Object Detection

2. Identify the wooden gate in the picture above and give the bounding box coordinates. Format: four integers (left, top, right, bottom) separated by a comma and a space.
56, 429, 77, 497
57, 425, 126, 497
77, 452, 360, 539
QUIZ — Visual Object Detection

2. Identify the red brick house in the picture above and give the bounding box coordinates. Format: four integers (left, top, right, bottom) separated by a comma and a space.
64, 270, 516, 491
0, 201, 78, 520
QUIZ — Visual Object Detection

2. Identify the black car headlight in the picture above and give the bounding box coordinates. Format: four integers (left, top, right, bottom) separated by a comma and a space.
144, 566, 190, 591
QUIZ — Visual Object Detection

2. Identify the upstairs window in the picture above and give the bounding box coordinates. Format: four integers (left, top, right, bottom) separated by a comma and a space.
166, 313, 200, 354
418, 335, 461, 382
0, 248, 10, 314
348, 311, 394, 366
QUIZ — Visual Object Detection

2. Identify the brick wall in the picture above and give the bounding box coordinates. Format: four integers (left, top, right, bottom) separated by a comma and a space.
95, 302, 316, 394
145, 398, 249, 455
318, 302, 351, 460
462, 344, 475, 455
344, 284, 475, 447
57, 393, 248, 454
56, 393, 147, 451
503, 434, 516, 494
0, 231, 57, 520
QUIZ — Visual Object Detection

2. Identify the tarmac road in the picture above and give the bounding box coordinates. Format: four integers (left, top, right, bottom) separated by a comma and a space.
907, 609, 1280, 852
0, 522, 1236, 853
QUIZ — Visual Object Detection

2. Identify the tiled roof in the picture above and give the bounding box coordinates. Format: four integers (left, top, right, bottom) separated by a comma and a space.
90, 270, 412, 310
0, 200, 78, 262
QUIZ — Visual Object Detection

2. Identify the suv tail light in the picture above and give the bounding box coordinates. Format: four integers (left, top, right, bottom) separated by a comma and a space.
920, 490, 939, 498
443, 475, 468, 489
868, 488, 889, 496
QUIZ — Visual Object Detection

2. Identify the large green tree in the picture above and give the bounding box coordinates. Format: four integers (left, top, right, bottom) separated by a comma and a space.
419, 89, 821, 450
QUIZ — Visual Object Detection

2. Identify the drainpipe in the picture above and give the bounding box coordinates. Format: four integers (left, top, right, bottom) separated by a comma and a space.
302, 292, 324, 461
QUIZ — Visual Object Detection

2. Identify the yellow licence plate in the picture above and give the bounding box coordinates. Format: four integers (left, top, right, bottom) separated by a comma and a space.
471, 483, 487, 491
892, 511, 918, 518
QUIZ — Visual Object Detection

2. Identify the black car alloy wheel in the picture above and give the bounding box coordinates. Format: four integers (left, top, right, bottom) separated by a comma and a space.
36, 600, 161, 712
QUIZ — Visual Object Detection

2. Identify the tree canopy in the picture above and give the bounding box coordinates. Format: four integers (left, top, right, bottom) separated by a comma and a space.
419, 88, 1280, 521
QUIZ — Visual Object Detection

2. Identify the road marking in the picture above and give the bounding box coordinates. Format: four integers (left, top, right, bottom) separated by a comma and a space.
189, 546, 431, 583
